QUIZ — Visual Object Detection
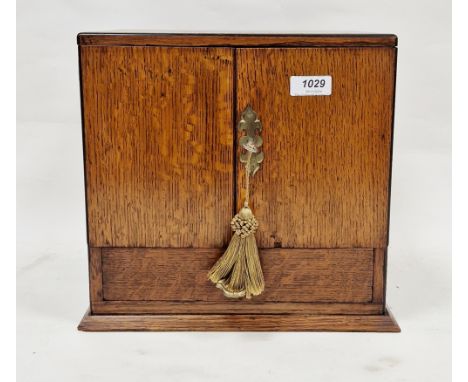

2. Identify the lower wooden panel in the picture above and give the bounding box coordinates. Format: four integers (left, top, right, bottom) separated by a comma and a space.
100, 248, 374, 304
92, 301, 383, 315
78, 308, 400, 332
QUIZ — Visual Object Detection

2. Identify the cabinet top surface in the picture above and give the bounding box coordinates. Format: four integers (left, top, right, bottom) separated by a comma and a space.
77, 33, 397, 47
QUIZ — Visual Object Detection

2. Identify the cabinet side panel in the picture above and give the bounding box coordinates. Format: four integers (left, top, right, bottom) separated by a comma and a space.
236, 48, 396, 248
80, 46, 234, 247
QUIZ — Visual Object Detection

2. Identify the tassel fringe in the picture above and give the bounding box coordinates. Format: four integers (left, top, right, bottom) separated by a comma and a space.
208, 207, 264, 299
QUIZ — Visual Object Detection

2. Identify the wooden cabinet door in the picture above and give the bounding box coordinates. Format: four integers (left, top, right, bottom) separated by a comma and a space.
80, 46, 234, 248
236, 48, 396, 248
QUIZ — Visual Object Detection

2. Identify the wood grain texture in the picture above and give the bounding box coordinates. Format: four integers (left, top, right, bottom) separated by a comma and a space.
78, 308, 401, 332
80, 46, 234, 247
88, 248, 103, 303
100, 248, 374, 303
77, 33, 397, 47
92, 301, 383, 315
372, 248, 385, 305
236, 48, 396, 248
78, 38, 399, 331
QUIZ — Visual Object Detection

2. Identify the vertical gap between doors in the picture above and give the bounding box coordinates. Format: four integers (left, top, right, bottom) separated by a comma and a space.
232, 48, 238, 216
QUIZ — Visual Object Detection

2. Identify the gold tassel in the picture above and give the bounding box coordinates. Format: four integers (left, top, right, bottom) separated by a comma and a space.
208, 205, 264, 299
208, 105, 265, 299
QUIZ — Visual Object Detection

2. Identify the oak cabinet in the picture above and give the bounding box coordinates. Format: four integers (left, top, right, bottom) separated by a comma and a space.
78, 33, 399, 332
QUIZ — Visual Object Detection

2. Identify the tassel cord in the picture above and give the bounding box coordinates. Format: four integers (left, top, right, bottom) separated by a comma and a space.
244, 151, 253, 207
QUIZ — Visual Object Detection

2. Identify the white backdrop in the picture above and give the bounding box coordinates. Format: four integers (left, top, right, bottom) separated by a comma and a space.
17, 1, 451, 381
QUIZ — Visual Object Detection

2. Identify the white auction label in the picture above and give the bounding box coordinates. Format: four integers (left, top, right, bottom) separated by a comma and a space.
290, 76, 332, 96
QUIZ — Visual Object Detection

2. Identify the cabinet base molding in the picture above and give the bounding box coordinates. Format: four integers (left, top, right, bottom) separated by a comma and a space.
78, 307, 400, 332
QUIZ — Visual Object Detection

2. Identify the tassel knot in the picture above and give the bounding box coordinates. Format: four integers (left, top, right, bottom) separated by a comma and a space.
231, 214, 258, 238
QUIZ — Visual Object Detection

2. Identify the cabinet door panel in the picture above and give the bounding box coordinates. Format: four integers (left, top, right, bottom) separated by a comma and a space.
81, 46, 234, 247
236, 48, 396, 248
